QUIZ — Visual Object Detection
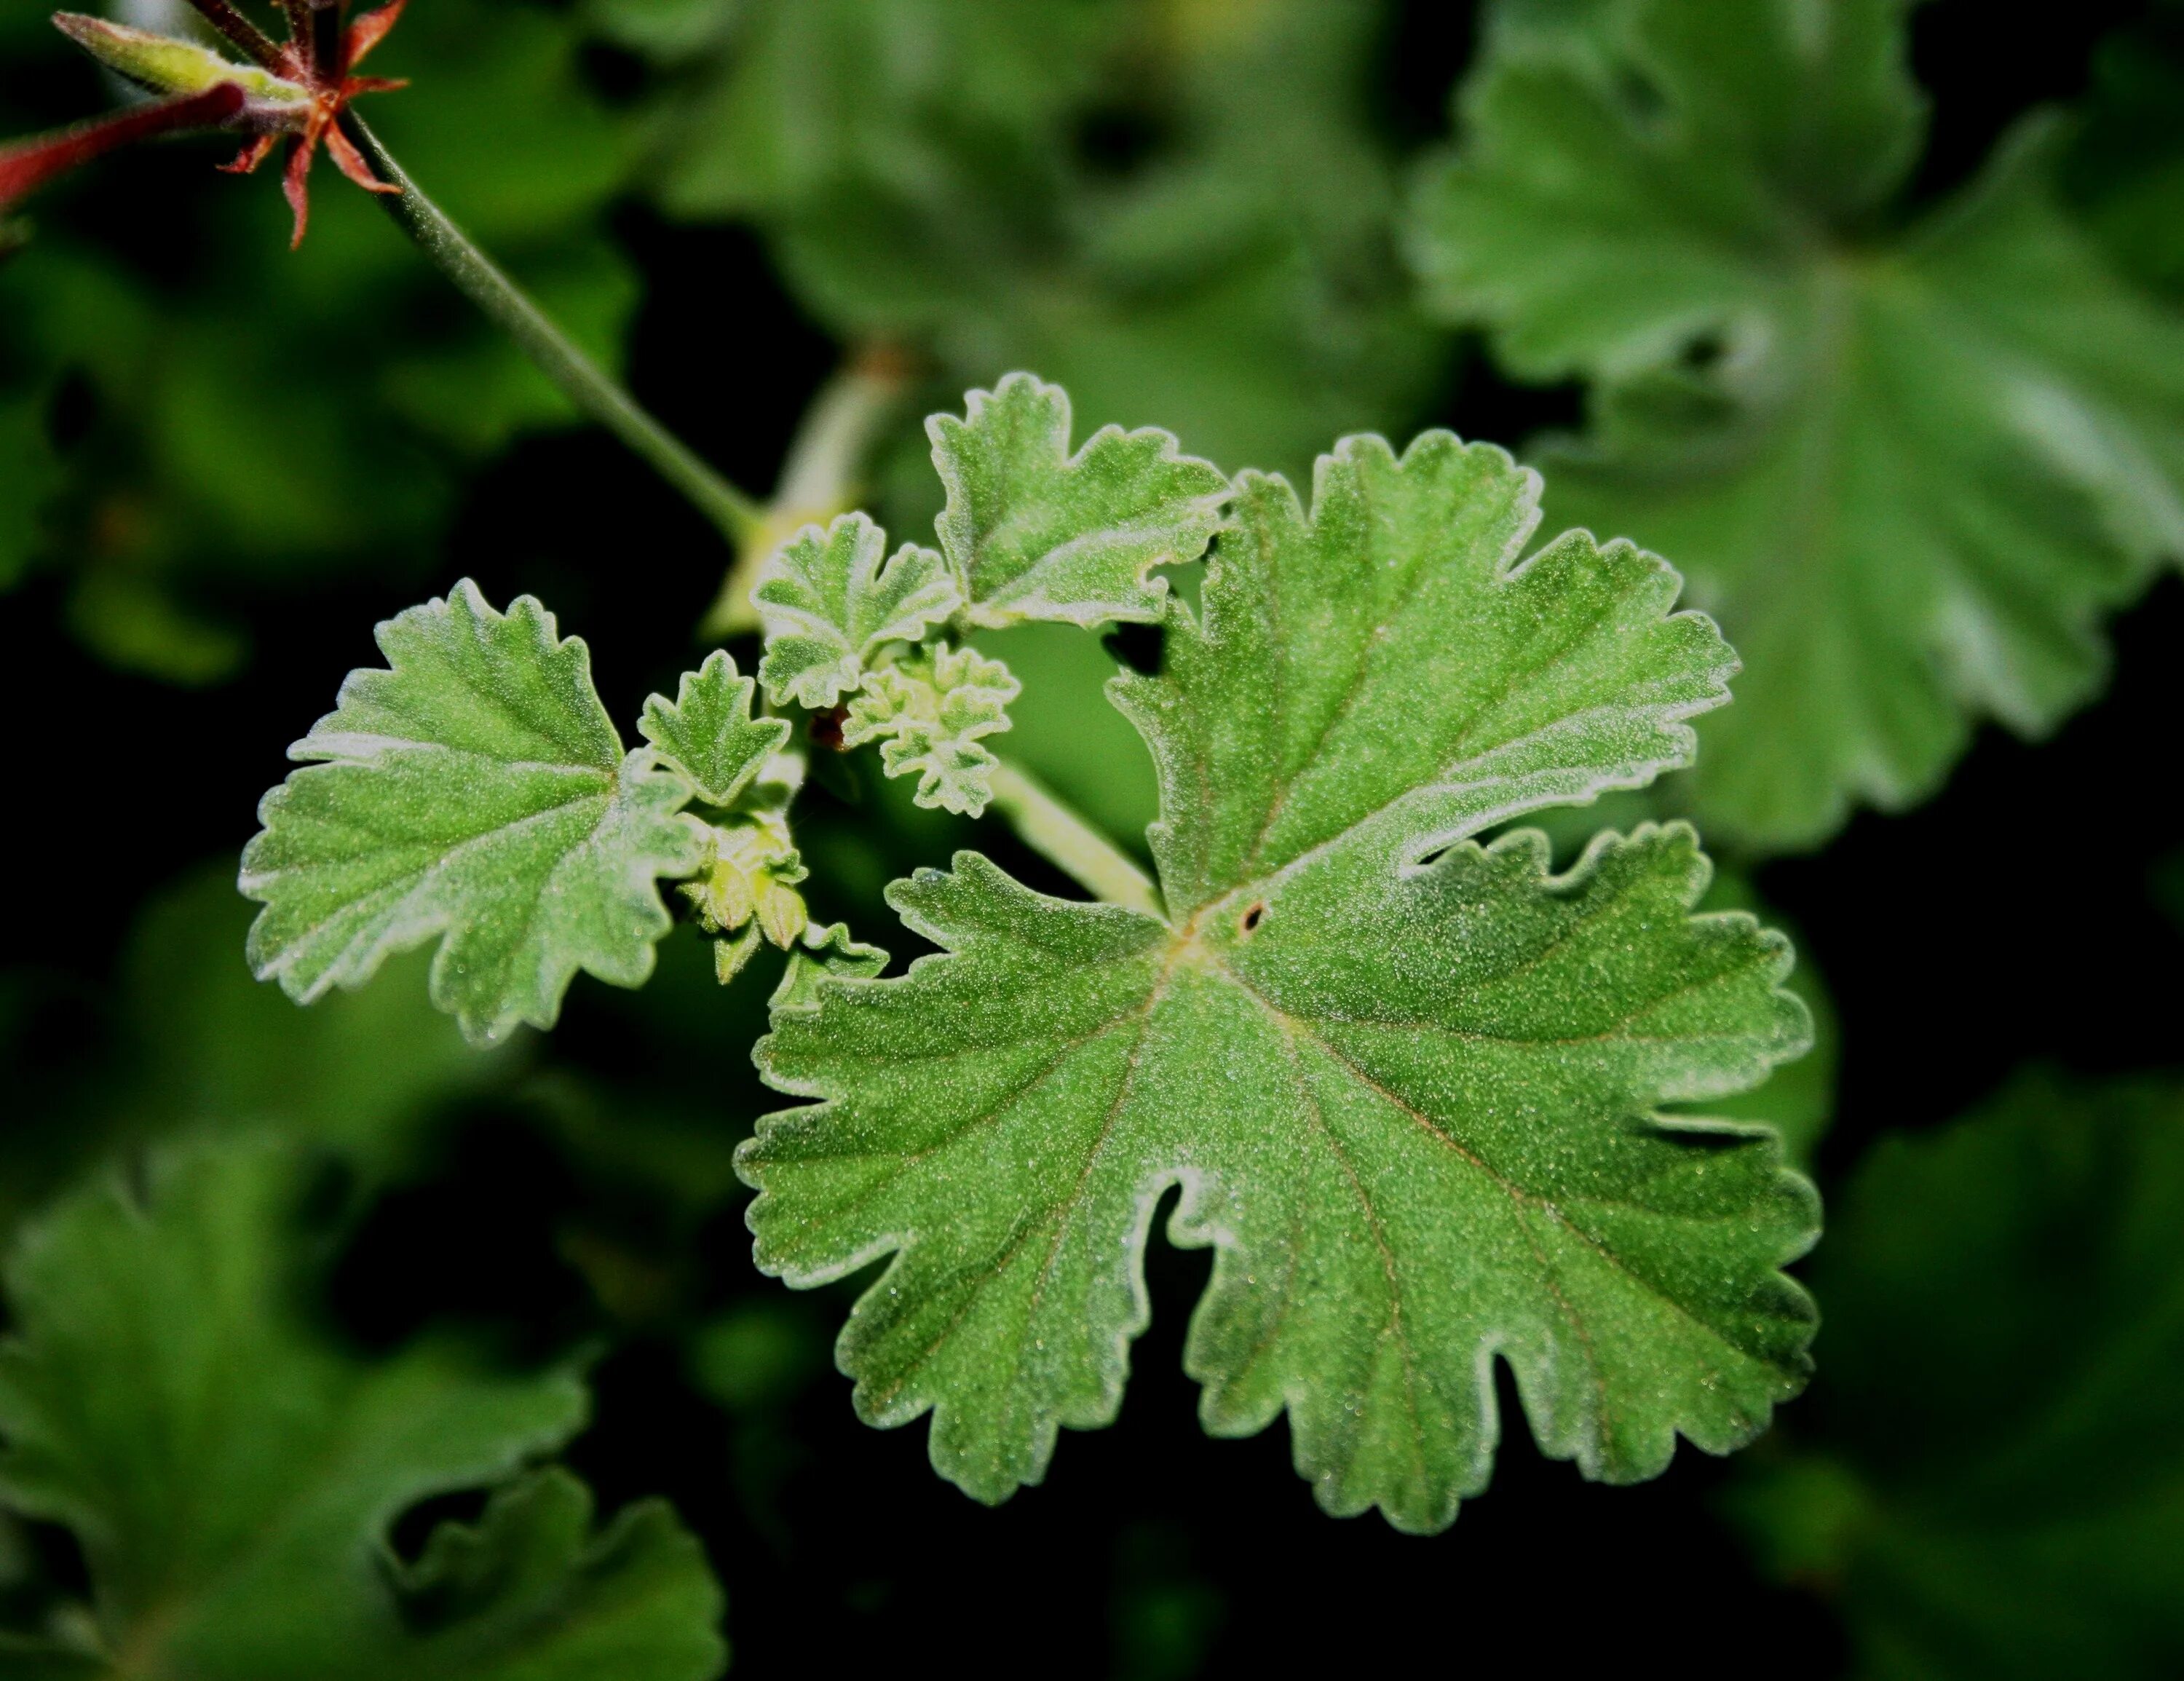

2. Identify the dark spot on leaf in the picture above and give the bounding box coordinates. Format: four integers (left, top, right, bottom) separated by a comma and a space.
1239, 901, 1265, 936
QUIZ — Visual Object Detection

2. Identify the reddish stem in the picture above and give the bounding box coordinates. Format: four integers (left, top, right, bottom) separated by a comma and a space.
0, 84, 247, 215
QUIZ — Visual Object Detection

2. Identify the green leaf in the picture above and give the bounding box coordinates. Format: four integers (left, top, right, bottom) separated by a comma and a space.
929, 373, 1230, 628
740, 431, 1816, 1531
1725, 1074, 2184, 1679
603, 0, 1443, 483
392, 1470, 728, 1680
753, 513, 962, 708
1409, 0, 2184, 848
2062, 1, 2184, 301
769, 921, 888, 1016
0, 396, 53, 593
0, 1141, 727, 1677
640, 649, 792, 806
842, 642, 1021, 817
241, 582, 706, 1046
126, 863, 518, 1167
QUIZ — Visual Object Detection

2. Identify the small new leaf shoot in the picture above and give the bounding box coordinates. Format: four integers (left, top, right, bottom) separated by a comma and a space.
753, 513, 962, 708
930, 372, 1231, 628
681, 812, 812, 956
640, 649, 791, 807
842, 642, 1021, 817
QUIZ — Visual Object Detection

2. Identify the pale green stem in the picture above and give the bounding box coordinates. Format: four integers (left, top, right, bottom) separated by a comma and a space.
348, 122, 1152, 914
701, 347, 914, 637
348, 116, 765, 548
986, 762, 1162, 919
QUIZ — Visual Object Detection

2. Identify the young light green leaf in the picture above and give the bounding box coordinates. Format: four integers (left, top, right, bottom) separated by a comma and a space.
681, 814, 810, 955
930, 373, 1232, 628
740, 431, 1816, 1532
842, 642, 1021, 816
240, 581, 707, 1046
0, 1141, 727, 1679
640, 649, 792, 806
753, 514, 962, 708
1409, 0, 2184, 848
1725, 1074, 2184, 1680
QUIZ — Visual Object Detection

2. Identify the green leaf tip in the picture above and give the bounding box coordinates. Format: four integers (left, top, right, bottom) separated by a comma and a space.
1409, 0, 2184, 849
753, 513, 962, 708
241, 579, 708, 1047
0, 1138, 728, 1678
641, 648, 792, 806
930, 371, 1231, 629
740, 426, 1815, 1532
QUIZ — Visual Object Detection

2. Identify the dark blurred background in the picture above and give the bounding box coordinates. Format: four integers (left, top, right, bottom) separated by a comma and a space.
4, 1, 2182, 1674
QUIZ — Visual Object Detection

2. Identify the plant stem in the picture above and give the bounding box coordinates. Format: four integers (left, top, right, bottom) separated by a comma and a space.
986, 761, 1162, 919
701, 344, 914, 637
1, 86, 246, 215
342, 124, 1152, 914
347, 116, 765, 549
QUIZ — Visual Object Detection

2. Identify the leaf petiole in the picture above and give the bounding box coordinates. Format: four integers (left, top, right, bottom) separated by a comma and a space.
336, 124, 1160, 917
345, 114, 767, 550
984, 759, 1160, 919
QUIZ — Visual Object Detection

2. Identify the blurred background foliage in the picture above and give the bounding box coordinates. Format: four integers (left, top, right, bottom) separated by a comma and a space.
1, 0, 2182, 1675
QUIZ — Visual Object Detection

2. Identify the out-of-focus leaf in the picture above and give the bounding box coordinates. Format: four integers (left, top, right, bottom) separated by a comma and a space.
122, 863, 515, 1167
2063, 0, 2184, 300
1725, 1073, 2184, 1679
976, 622, 1160, 854
0, 0, 640, 677
604, 0, 1443, 482
0, 1141, 728, 1677
1410, 0, 2184, 850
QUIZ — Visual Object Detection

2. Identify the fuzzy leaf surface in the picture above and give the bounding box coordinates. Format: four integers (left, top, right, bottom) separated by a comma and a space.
1728, 1075, 2184, 1679
743, 432, 1816, 1531
640, 649, 791, 806
241, 582, 705, 1045
753, 515, 962, 708
930, 373, 1231, 628
843, 643, 1021, 816
0, 1142, 727, 1678
1410, 0, 2184, 847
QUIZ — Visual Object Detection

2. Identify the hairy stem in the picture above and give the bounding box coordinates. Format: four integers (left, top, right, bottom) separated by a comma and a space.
1, 86, 245, 215
341, 123, 1150, 914
986, 761, 1162, 919
702, 344, 915, 637
347, 116, 764, 547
